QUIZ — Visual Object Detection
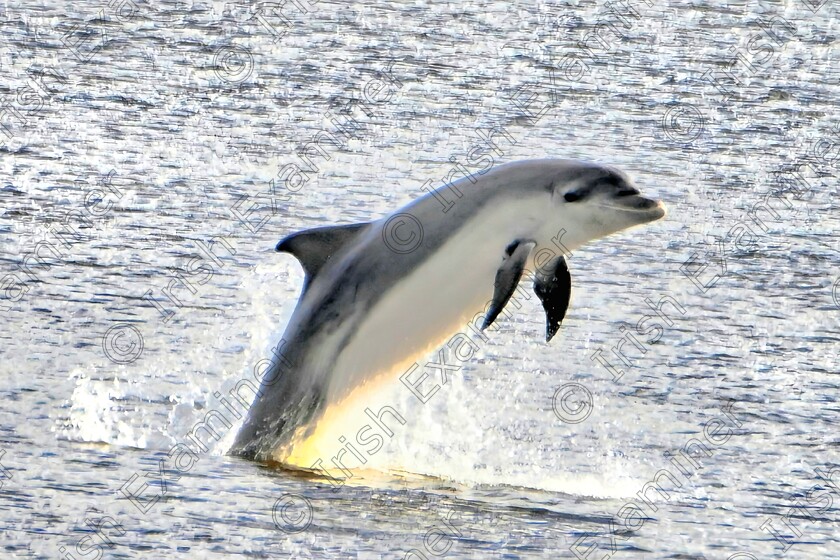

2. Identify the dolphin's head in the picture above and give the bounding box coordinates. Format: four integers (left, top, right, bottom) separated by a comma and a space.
549, 163, 666, 245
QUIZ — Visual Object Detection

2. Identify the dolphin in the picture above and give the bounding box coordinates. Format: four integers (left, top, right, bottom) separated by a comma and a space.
230, 159, 666, 461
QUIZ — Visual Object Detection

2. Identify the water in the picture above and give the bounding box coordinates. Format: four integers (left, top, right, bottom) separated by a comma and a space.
1, 0, 839, 558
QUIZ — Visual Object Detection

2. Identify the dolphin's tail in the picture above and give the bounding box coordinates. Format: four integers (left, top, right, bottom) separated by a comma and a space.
229, 366, 326, 461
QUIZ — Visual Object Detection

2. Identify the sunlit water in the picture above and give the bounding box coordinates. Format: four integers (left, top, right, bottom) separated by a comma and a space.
1, 0, 839, 558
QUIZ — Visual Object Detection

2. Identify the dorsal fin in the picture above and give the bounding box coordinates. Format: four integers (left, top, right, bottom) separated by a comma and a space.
276, 222, 370, 286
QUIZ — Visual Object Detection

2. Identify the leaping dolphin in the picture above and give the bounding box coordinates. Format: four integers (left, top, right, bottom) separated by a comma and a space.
230, 159, 666, 461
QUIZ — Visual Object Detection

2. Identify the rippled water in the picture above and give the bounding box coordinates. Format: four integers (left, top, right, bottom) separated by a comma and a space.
1, 0, 839, 558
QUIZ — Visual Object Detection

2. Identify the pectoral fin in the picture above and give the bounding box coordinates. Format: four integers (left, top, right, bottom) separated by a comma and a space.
482, 240, 535, 330
534, 256, 572, 342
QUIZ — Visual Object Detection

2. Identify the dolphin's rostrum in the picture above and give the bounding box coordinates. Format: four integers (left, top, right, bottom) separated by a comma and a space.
230, 159, 666, 461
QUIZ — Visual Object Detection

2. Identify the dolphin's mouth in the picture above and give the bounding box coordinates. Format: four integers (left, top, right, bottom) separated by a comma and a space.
599, 195, 667, 221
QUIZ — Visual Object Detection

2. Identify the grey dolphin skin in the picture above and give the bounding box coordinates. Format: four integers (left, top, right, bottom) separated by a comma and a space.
229, 159, 666, 461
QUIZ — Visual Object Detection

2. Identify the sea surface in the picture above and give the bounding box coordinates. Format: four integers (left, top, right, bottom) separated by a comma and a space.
1, 0, 839, 558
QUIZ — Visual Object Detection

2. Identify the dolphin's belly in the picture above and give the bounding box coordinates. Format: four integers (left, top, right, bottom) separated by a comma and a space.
326, 199, 544, 404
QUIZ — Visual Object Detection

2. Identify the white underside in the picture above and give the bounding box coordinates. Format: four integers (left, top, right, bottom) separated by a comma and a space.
279, 198, 559, 462
327, 197, 553, 405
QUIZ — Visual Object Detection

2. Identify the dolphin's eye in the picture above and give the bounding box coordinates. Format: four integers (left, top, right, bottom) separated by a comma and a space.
564, 191, 582, 203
